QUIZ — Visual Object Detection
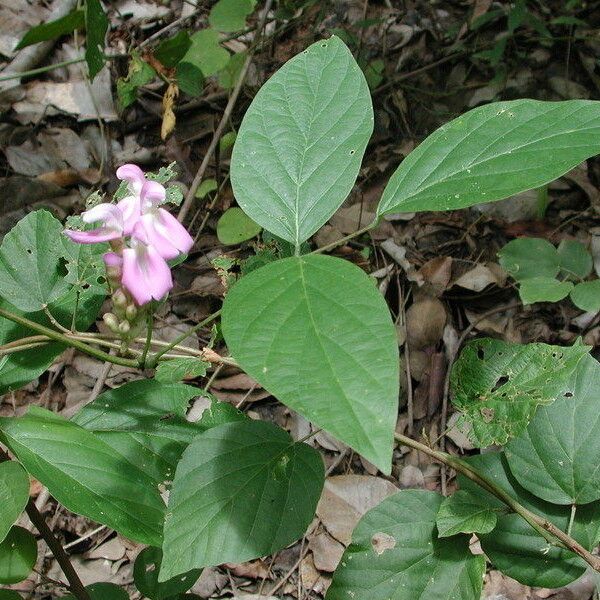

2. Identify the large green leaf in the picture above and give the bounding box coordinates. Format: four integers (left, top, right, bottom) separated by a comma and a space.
327, 490, 485, 600
0, 527, 37, 584
71, 380, 235, 483
0, 407, 165, 546
435, 490, 498, 538
450, 338, 589, 447
16, 9, 84, 49
0, 462, 29, 544
0, 210, 72, 312
221, 255, 399, 472
378, 99, 600, 215
230, 36, 373, 248
506, 354, 600, 504
160, 419, 324, 580
460, 452, 600, 588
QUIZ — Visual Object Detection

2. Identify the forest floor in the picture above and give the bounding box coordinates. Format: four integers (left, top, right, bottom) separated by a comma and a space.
1, 0, 600, 598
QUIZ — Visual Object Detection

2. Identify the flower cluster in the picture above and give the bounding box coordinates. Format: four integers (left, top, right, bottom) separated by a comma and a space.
65, 164, 193, 306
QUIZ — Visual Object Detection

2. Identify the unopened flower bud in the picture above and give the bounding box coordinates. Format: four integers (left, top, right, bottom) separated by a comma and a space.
103, 312, 120, 333
113, 288, 128, 307
118, 321, 131, 334
125, 304, 137, 321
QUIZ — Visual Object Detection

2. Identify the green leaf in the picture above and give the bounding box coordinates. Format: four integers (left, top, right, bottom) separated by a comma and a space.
327, 490, 485, 600
0, 527, 37, 584
195, 179, 218, 199
218, 51, 246, 89
0, 407, 165, 546
571, 280, 600, 312
117, 54, 156, 109
518, 276, 573, 304
498, 237, 559, 281
222, 255, 399, 472
0, 463, 29, 544
230, 36, 374, 248
436, 490, 498, 538
160, 419, 324, 579
61, 235, 108, 303
220, 131, 236, 152
557, 239, 593, 279
0, 590, 23, 599
155, 357, 209, 383
209, 0, 255, 32
72, 379, 203, 483
377, 99, 600, 216
0, 210, 72, 312
63, 583, 130, 600
0, 286, 103, 395
460, 452, 600, 588
155, 31, 192, 68
134, 547, 201, 599
176, 61, 204, 97
450, 338, 589, 447
181, 29, 230, 77
506, 354, 600, 504
84, 0, 108, 80
217, 207, 262, 245
16, 9, 84, 50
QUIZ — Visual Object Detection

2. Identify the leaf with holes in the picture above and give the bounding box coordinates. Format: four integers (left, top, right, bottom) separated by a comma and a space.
378, 99, 600, 215
450, 338, 589, 447
327, 490, 485, 600
222, 254, 399, 472
436, 490, 498, 538
0, 210, 72, 312
0, 407, 165, 545
460, 452, 600, 588
159, 419, 324, 579
0, 462, 29, 544
230, 36, 373, 248
506, 354, 600, 504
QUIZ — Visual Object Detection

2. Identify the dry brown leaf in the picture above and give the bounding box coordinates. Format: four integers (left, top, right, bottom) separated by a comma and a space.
85, 537, 126, 561
316, 475, 398, 545
329, 204, 376, 234
309, 531, 345, 572
224, 560, 270, 579
453, 263, 506, 292
418, 256, 453, 296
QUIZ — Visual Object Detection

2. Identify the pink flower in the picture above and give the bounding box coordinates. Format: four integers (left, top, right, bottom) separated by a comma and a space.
134, 181, 194, 260
122, 228, 173, 305
115, 163, 145, 234
64, 203, 124, 244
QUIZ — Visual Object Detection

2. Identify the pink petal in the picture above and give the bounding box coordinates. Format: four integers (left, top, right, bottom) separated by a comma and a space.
82, 203, 124, 231
64, 228, 121, 244
122, 244, 173, 305
140, 180, 166, 209
116, 195, 141, 235
137, 210, 193, 260
103, 252, 123, 268
116, 164, 145, 194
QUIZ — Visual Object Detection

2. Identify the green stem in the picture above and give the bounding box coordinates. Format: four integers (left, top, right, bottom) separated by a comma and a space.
536, 184, 550, 219
394, 432, 600, 573
0, 57, 86, 82
139, 313, 154, 368
146, 310, 222, 368
312, 222, 376, 255
0, 307, 138, 368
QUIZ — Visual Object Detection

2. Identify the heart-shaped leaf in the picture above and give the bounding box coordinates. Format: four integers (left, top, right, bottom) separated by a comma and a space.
160, 419, 324, 579
436, 490, 498, 538
378, 99, 600, 215
222, 254, 399, 472
230, 36, 373, 248
0, 526, 37, 584
327, 490, 485, 600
